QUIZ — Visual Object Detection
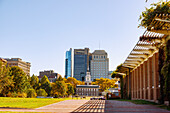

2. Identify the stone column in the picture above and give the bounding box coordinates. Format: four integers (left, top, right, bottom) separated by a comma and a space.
140, 64, 144, 99
134, 69, 137, 99
148, 57, 153, 100
131, 70, 134, 99
138, 67, 140, 99
129, 68, 131, 99
136, 68, 138, 99
143, 61, 147, 99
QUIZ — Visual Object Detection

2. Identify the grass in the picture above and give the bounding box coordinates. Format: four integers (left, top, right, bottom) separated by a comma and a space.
111, 99, 170, 111
0, 97, 90, 109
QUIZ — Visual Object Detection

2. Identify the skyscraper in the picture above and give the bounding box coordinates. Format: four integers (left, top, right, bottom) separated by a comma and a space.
65, 48, 72, 78
90, 50, 109, 81
74, 48, 91, 81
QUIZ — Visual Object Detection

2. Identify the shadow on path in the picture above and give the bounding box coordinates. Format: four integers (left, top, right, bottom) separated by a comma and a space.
71, 100, 105, 113
71, 100, 170, 113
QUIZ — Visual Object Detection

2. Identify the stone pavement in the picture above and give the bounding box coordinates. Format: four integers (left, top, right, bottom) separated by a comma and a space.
0, 100, 170, 113
72, 100, 170, 113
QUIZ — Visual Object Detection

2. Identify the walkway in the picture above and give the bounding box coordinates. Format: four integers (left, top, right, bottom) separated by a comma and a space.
0, 100, 169, 113
72, 100, 170, 113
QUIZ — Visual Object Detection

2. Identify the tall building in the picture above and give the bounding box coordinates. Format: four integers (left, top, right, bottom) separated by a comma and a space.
65, 48, 73, 78
74, 48, 91, 81
90, 50, 109, 81
5, 58, 31, 76
38, 70, 61, 82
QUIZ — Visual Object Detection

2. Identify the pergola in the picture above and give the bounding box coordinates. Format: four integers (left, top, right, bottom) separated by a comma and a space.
122, 31, 165, 70
148, 13, 170, 35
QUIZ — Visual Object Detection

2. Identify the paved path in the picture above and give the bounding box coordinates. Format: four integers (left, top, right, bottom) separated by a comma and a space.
0, 100, 170, 113
72, 100, 170, 113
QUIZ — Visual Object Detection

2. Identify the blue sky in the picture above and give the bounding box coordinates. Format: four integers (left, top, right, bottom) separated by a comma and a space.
0, 0, 161, 76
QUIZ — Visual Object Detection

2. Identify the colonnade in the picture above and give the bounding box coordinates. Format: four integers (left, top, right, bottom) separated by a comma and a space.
130, 52, 160, 102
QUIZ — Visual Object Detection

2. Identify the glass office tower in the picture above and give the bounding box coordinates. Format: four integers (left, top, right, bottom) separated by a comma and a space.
74, 48, 90, 81
65, 48, 72, 78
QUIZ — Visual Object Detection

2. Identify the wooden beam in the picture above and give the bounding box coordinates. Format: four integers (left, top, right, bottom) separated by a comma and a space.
149, 30, 170, 35
133, 49, 152, 54
130, 53, 148, 58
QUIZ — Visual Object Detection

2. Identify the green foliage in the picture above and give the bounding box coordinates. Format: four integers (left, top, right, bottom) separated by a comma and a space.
51, 81, 67, 97
66, 83, 74, 96
92, 78, 118, 92
56, 76, 64, 81
41, 75, 50, 84
161, 39, 170, 106
30, 74, 40, 90
139, 1, 170, 29
40, 75, 51, 96
64, 77, 82, 88
37, 88, 47, 97
10, 66, 32, 93
0, 61, 12, 96
27, 89, 37, 98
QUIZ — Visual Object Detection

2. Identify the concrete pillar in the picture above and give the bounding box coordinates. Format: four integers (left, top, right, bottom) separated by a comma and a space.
129, 68, 131, 99
134, 69, 137, 99
143, 61, 148, 99
132, 71, 134, 99
138, 67, 140, 99
140, 64, 144, 99
148, 57, 153, 100
136, 68, 139, 99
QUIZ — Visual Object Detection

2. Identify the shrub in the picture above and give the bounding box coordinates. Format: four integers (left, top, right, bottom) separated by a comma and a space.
37, 89, 47, 97
27, 89, 37, 98
17, 92, 27, 98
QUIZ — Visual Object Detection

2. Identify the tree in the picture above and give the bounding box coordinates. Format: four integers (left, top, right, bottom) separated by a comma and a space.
40, 75, 51, 96
111, 64, 128, 99
0, 61, 12, 96
56, 76, 64, 81
37, 88, 47, 97
30, 74, 40, 90
92, 78, 117, 92
10, 66, 32, 94
64, 77, 84, 88
66, 83, 74, 96
51, 81, 67, 97
27, 89, 37, 98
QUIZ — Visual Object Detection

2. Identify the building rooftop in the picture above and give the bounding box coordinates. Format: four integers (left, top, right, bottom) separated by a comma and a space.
76, 85, 99, 88
92, 50, 107, 55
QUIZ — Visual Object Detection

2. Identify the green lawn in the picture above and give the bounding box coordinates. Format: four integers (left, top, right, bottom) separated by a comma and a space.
0, 96, 90, 109
0, 97, 71, 109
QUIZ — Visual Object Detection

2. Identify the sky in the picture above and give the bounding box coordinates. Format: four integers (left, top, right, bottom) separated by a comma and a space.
0, 0, 162, 76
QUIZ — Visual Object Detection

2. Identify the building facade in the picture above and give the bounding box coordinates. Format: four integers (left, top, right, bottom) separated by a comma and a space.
76, 71, 99, 96
5, 58, 31, 76
90, 50, 109, 81
65, 48, 73, 78
38, 70, 61, 82
74, 48, 91, 81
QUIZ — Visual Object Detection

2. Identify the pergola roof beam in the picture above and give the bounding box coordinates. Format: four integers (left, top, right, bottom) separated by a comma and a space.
129, 53, 148, 58
133, 49, 152, 54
